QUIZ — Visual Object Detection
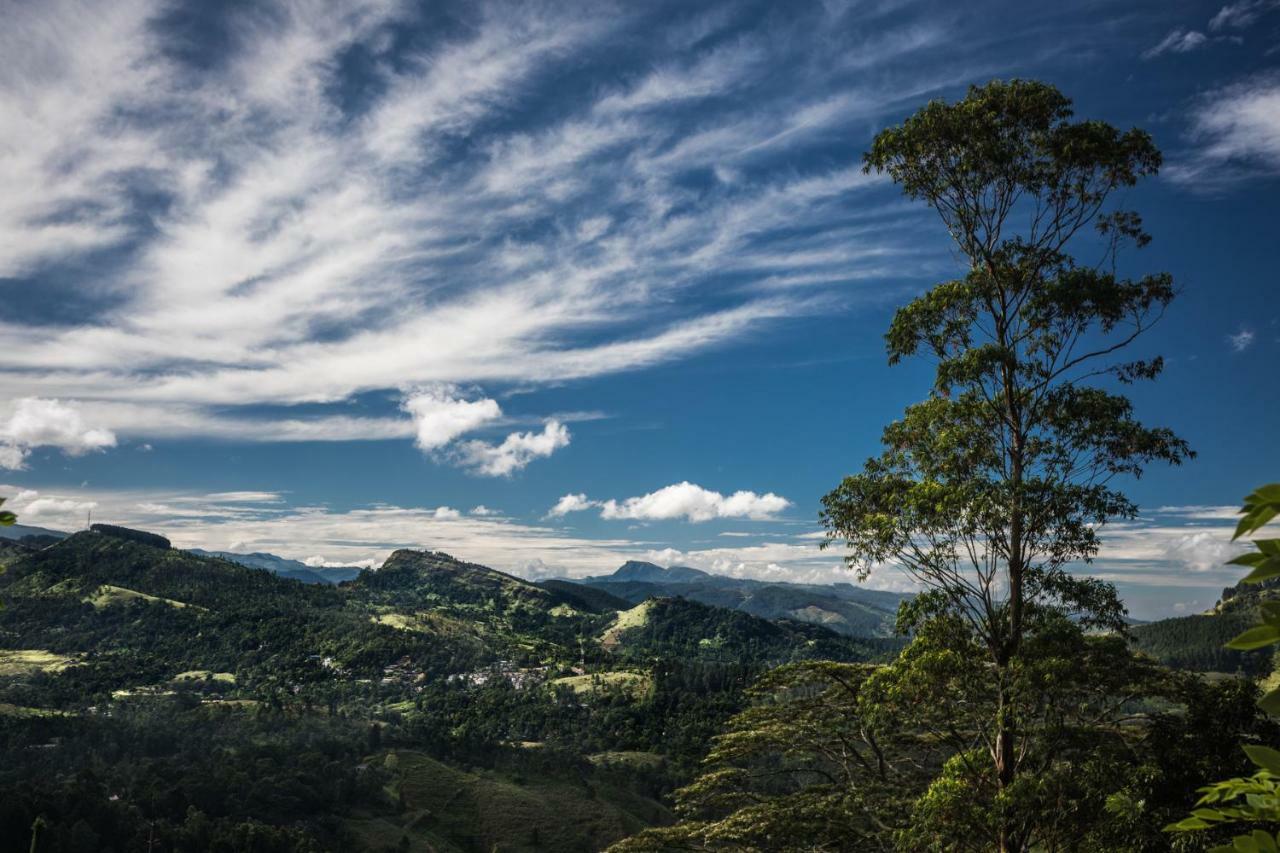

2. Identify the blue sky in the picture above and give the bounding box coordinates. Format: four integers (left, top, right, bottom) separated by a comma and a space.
0, 0, 1276, 619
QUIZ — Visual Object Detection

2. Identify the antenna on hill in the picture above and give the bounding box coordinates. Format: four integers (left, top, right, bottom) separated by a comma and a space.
86, 509, 92, 530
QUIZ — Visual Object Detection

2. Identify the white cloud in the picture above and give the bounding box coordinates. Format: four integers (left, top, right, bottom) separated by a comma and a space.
547, 493, 599, 517
641, 542, 919, 592
469, 505, 499, 516
1162, 529, 1241, 572
0, 0, 951, 455
0, 445, 28, 470
0, 488, 97, 527
402, 385, 502, 451
1142, 29, 1209, 59
1228, 327, 1256, 352
0, 398, 117, 468
432, 506, 462, 520
1168, 73, 1280, 185
455, 420, 570, 477
1209, 0, 1280, 30
598, 481, 791, 523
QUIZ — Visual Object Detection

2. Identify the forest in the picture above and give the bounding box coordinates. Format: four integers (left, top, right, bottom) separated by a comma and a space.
3, 81, 1279, 853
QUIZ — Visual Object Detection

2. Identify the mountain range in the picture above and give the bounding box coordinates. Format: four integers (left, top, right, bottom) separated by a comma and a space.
189, 548, 364, 584
565, 559, 909, 637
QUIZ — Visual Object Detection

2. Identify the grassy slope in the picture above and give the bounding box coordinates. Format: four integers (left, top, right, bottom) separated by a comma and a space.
345, 750, 669, 853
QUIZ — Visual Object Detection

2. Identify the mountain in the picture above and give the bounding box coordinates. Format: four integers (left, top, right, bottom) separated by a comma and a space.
0, 522, 69, 549
537, 578, 633, 614
352, 548, 561, 610
190, 548, 362, 584
567, 561, 911, 638
0, 525, 894, 852
1132, 577, 1278, 675
601, 560, 712, 584
596, 596, 901, 663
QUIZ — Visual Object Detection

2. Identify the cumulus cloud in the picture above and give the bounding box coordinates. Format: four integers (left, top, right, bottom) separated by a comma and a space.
592, 481, 791, 523
432, 506, 462, 520
547, 493, 599, 517
402, 385, 502, 451
0, 445, 28, 470
1162, 529, 1240, 572
0, 488, 97, 527
455, 421, 570, 477
0, 398, 117, 469
469, 505, 499, 516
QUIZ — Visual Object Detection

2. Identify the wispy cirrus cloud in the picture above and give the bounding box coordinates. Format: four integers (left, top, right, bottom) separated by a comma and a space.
1142, 28, 1210, 59
0, 0, 1002, 462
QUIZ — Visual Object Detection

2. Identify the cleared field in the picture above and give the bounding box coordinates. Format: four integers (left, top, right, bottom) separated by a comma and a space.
551, 670, 652, 698
0, 649, 80, 676
86, 585, 197, 610
599, 600, 652, 650
173, 670, 236, 683
0, 702, 74, 718
371, 610, 474, 635
587, 751, 666, 770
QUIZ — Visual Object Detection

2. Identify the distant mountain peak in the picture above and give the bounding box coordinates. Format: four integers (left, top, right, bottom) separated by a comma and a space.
608, 561, 711, 584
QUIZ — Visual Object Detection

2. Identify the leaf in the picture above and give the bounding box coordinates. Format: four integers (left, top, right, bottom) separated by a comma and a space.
1228, 625, 1280, 651
1249, 484, 1280, 504
0, 511, 14, 526
1258, 688, 1280, 717
1243, 745, 1280, 775
1231, 552, 1269, 567
1257, 540, 1280, 557
1244, 559, 1280, 585
1255, 831, 1280, 853
1237, 508, 1279, 541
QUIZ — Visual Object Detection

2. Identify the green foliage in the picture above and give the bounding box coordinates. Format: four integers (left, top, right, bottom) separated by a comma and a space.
0, 496, 15, 527
1131, 610, 1271, 675
0, 527, 903, 850
822, 79, 1190, 850
609, 661, 912, 852
1169, 484, 1280, 850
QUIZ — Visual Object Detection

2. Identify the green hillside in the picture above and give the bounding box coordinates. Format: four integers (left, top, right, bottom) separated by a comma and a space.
1133, 583, 1279, 676
0, 525, 887, 852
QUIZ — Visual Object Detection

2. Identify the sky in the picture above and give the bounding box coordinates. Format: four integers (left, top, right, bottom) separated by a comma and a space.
1, 0, 1277, 620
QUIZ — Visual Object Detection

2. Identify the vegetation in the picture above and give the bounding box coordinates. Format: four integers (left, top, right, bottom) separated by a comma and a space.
1168, 484, 1280, 851
0, 527, 890, 850
819, 79, 1190, 851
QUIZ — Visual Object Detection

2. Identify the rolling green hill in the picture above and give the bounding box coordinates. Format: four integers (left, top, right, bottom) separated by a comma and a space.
0, 525, 889, 852
1132, 580, 1279, 676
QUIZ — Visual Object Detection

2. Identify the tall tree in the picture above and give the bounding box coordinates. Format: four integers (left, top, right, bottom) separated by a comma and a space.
820, 80, 1192, 851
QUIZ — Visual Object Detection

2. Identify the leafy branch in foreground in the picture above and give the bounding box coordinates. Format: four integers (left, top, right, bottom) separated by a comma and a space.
1168, 484, 1280, 851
